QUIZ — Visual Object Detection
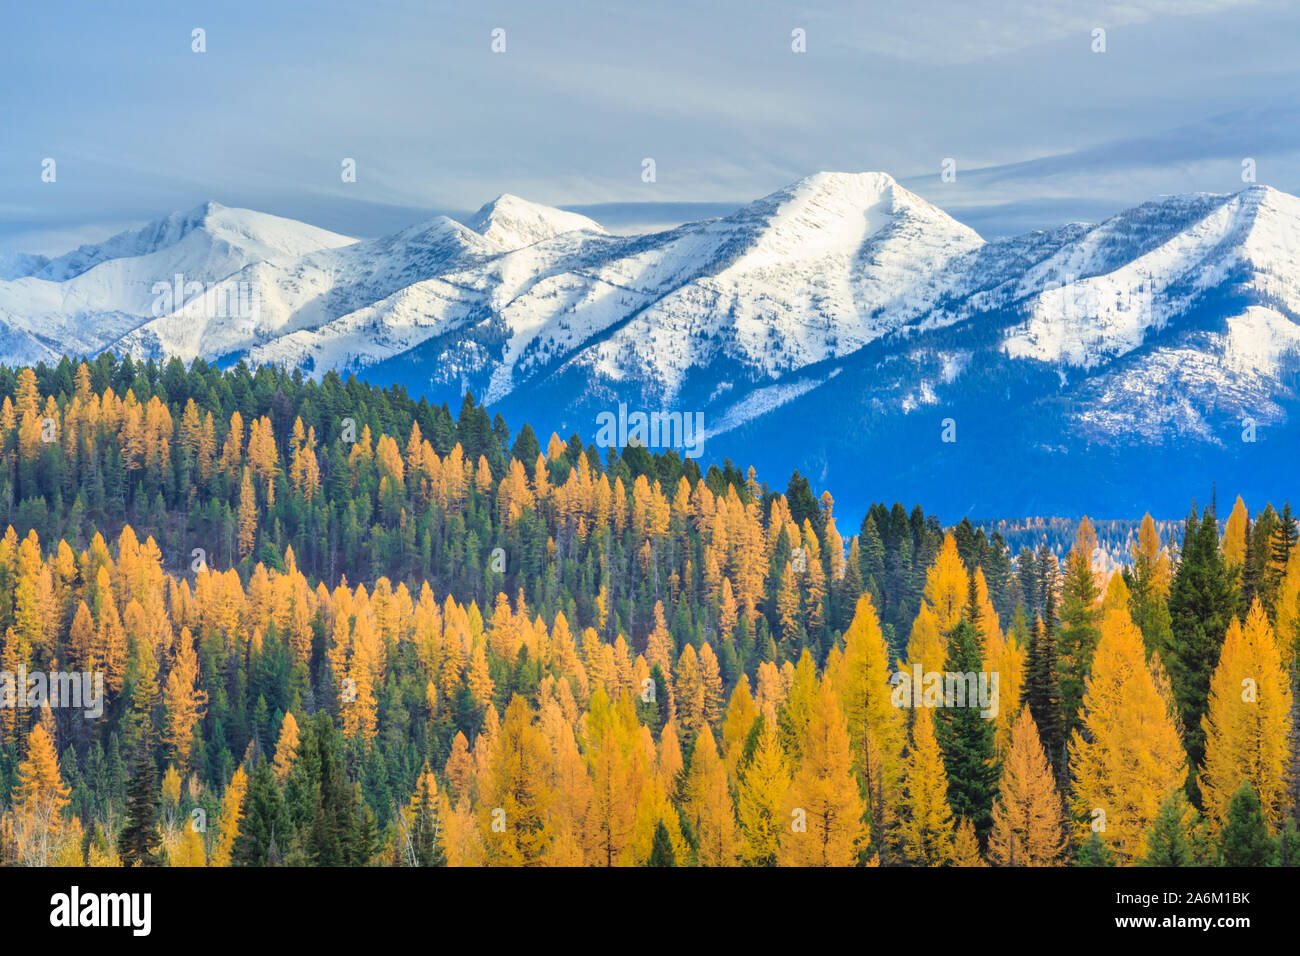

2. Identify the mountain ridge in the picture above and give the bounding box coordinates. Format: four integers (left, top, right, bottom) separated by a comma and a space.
2, 172, 1298, 516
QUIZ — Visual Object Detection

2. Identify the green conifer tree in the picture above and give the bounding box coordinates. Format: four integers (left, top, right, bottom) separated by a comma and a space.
936, 620, 999, 843
117, 747, 161, 867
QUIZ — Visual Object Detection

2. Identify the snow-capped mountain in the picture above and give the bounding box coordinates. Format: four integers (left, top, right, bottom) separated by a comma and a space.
465, 194, 605, 251
4, 174, 1299, 517
117, 214, 499, 367
359, 171, 986, 418
0, 202, 352, 366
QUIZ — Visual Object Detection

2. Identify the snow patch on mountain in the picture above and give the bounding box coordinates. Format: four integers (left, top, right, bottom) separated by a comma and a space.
1069, 306, 1300, 444
704, 370, 840, 440
1223, 305, 1300, 374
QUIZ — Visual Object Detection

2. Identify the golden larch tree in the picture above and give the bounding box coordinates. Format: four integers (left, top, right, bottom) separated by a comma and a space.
272, 712, 300, 784
988, 707, 1067, 866
210, 766, 248, 868
685, 725, 738, 866
1274, 548, 1300, 670
778, 678, 865, 867
952, 818, 987, 867
1199, 599, 1292, 832
906, 603, 946, 680
720, 677, 759, 777
1132, 513, 1172, 597
835, 593, 904, 847
923, 533, 967, 634
7, 723, 71, 865
162, 626, 208, 768
897, 705, 955, 867
479, 695, 555, 866
583, 693, 641, 866
1068, 606, 1187, 864
735, 716, 791, 866
1221, 495, 1249, 569
236, 466, 259, 558
698, 642, 725, 728
674, 644, 706, 742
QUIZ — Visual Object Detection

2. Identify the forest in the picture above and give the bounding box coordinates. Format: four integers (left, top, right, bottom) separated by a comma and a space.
1, 353, 1297, 867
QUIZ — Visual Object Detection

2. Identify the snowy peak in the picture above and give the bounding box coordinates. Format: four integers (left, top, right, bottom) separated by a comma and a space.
0, 202, 358, 369
1228, 185, 1300, 263
1002, 183, 1300, 368
734, 171, 981, 263
154, 201, 357, 263
31, 202, 355, 283
466, 194, 604, 251
112, 212, 503, 366
30, 204, 356, 286
386, 214, 504, 258
548, 171, 987, 406
189, 202, 356, 258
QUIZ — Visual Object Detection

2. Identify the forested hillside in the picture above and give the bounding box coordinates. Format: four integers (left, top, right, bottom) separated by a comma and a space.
1, 355, 1297, 867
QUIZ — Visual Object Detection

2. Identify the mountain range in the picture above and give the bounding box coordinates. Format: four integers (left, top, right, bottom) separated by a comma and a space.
4, 171, 1299, 520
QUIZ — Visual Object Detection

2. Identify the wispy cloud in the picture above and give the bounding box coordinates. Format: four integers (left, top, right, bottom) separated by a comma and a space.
1, 0, 1296, 250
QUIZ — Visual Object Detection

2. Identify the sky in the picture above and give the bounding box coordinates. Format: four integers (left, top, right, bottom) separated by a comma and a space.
2, 0, 1298, 254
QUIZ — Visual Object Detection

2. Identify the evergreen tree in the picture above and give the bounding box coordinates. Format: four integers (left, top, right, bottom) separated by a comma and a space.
1218, 782, 1274, 866
1016, 548, 1040, 618
935, 620, 998, 843
408, 765, 447, 867
1057, 519, 1102, 738
1276, 819, 1300, 866
285, 712, 364, 865
647, 821, 676, 867
1141, 793, 1199, 866
1271, 504, 1298, 599
1024, 615, 1064, 775
1286, 662, 1300, 830
1165, 504, 1238, 770
118, 746, 161, 867
1243, 505, 1279, 612
1075, 830, 1116, 867
233, 759, 292, 866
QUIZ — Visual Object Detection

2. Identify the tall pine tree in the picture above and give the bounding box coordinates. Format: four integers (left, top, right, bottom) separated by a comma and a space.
1164, 503, 1238, 771
936, 620, 998, 844
118, 745, 160, 867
